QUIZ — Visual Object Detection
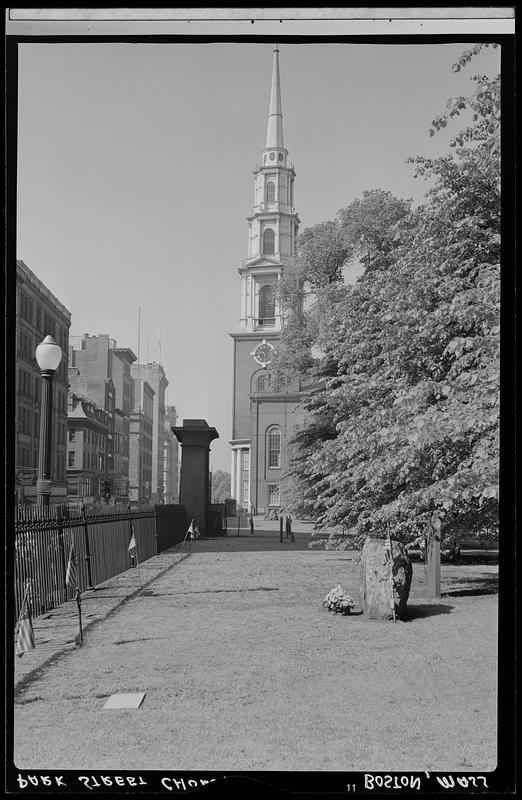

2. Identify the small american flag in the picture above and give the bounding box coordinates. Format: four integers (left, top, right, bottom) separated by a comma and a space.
65, 544, 78, 588
15, 594, 35, 658
128, 530, 137, 556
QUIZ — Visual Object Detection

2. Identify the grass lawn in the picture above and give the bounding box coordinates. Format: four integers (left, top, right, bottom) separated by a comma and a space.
13, 532, 498, 772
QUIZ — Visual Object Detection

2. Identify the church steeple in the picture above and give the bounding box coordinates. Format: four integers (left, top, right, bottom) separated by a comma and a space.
262, 44, 287, 168
237, 45, 300, 334
266, 45, 284, 150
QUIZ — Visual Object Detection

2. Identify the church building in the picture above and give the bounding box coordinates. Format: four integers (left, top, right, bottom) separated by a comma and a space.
230, 46, 307, 515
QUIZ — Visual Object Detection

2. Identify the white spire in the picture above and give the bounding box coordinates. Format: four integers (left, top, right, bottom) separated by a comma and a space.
266, 44, 284, 149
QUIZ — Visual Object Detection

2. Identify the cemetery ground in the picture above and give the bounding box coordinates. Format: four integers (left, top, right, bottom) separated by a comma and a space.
12, 522, 498, 773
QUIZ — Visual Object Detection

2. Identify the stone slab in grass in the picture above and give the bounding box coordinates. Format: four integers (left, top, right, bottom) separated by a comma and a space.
103, 693, 145, 710
359, 536, 412, 620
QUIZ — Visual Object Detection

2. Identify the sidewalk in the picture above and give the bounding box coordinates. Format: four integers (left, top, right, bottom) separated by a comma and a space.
12, 527, 498, 772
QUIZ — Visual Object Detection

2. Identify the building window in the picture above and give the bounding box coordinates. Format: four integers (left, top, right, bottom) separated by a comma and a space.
68, 451, 75, 467
265, 180, 275, 203
69, 430, 76, 442
267, 483, 280, 507
268, 427, 281, 468
259, 284, 275, 321
43, 316, 53, 339
263, 228, 275, 255
257, 374, 267, 392
20, 294, 33, 324
242, 450, 250, 471
242, 480, 249, 504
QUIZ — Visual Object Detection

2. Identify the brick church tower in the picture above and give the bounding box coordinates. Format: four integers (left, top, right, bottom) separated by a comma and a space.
230, 46, 304, 515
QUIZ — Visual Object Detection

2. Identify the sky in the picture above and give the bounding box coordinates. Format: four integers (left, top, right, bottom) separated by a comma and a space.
16, 39, 500, 472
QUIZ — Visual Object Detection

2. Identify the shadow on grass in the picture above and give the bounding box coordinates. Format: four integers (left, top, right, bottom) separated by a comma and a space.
409, 550, 498, 567
405, 603, 454, 620
15, 696, 44, 706
140, 587, 280, 597
113, 637, 164, 645
447, 551, 499, 566
442, 575, 498, 597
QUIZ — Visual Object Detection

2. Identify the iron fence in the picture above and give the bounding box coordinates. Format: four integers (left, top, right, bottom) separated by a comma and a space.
207, 503, 227, 536
14, 503, 186, 622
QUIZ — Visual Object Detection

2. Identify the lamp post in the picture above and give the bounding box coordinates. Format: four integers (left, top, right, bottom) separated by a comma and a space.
35, 335, 62, 507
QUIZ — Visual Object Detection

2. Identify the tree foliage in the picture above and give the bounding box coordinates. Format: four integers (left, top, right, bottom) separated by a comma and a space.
429, 43, 500, 156
211, 470, 231, 503
278, 47, 500, 547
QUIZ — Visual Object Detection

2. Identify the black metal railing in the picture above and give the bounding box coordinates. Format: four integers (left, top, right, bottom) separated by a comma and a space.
14, 503, 187, 621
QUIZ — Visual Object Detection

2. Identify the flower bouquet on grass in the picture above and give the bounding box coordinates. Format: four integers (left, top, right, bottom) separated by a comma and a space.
323, 584, 355, 615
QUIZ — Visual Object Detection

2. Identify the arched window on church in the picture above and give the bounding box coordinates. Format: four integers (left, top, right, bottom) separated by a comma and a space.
256, 373, 271, 392
259, 285, 275, 324
265, 180, 275, 204
263, 228, 275, 255
267, 426, 281, 469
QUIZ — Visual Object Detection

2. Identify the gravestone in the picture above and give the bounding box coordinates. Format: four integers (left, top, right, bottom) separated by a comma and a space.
359, 536, 412, 620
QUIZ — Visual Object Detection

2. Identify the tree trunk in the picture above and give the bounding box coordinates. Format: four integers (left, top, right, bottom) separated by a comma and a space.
359, 537, 413, 620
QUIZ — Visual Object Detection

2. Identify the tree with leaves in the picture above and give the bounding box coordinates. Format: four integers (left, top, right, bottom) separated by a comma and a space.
211, 470, 231, 504
276, 45, 500, 549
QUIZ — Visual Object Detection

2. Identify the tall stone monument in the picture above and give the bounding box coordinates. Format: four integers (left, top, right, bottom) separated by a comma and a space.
172, 419, 219, 538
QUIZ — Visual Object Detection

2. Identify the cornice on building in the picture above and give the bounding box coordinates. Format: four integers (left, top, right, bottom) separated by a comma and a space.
229, 330, 280, 342
16, 260, 72, 322
112, 347, 137, 363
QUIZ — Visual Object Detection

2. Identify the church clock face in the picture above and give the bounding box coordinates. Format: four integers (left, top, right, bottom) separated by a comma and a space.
251, 340, 276, 367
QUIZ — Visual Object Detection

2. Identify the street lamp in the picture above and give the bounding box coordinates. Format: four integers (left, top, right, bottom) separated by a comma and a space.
35, 335, 62, 507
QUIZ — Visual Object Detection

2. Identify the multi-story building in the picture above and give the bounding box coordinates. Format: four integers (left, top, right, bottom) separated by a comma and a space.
69, 334, 136, 502
68, 367, 116, 497
163, 405, 179, 504
66, 393, 110, 502
15, 260, 71, 504
131, 362, 168, 503
113, 409, 129, 501
229, 47, 306, 514
129, 376, 154, 503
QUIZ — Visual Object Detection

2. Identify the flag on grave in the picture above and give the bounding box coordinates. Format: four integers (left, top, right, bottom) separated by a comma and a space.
15, 593, 35, 658
66, 543, 78, 588
128, 530, 137, 557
